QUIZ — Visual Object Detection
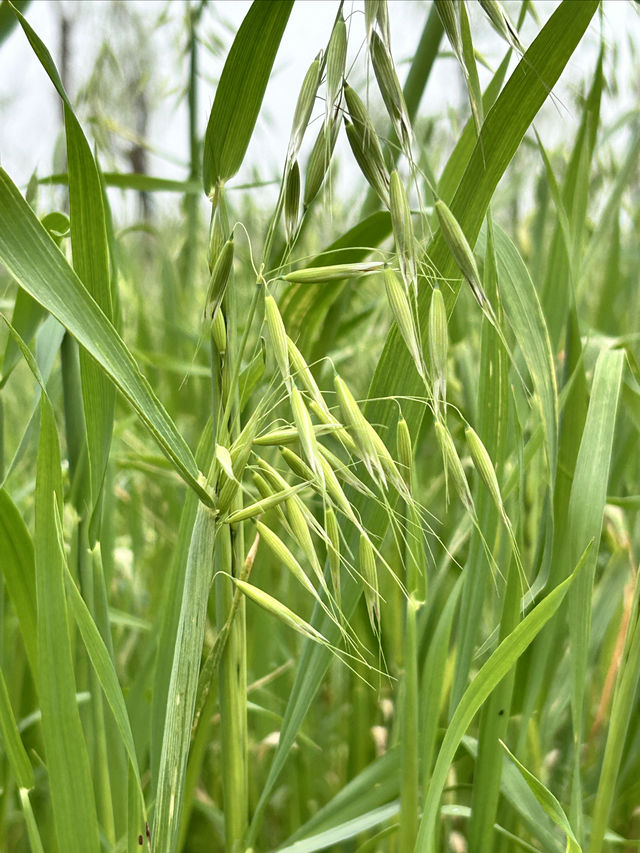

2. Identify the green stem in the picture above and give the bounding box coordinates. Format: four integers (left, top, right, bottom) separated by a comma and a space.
183, 1, 202, 296
215, 225, 249, 852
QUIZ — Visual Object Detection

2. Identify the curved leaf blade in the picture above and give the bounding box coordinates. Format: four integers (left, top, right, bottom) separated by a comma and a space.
415, 546, 591, 851
14, 6, 115, 534
492, 223, 558, 476
0, 169, 212, 507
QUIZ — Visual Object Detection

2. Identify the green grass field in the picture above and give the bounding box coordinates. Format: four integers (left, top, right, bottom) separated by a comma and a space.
0, 1, 639, 851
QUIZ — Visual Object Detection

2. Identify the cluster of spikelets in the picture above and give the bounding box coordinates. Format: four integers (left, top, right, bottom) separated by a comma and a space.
201, 0, 525, 670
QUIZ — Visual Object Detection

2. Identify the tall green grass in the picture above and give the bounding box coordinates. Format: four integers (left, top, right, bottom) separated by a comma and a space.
0, 1, 639, 852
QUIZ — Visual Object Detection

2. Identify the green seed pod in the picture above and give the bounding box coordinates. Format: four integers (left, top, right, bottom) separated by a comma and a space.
304, 114, 341, 207
325, 505, 341, 601
290, 54, 322, 158
232, 579, 326, 644
255, 457, 289, 492
287, 335, 332, 421
253, 465, 296, 530
252, 471, 287, 528
335, 379, 401, 492
289, 384, 323, 483
435, 0, 463, 64
253, 471, 275, 502
256, 521, 318, 600
370, 31, 411, 149
435, 200, 485, 307
345, 120, 390, 208
204, 233, 234, 321
285, 497, 325, 589
264, 293, 290, 385
254, 428, 298, 447
225, 484, 306, 524
215, 443, 234, 481
283, 261, 384, 284
284, 159, 300, 242
207, 208, 225, 273
429, 285, 448, 413
405, 503, 426, 600
435, 419, 473, 513
316, 453, 359, 523
465, 425, 504, 517
318, 444, 375, 499
254, 424, 339, 447
364, 0, 379, 45
390, 171, 416, 288
334, 373, 385, 486
478, 0, 523, 52
211, 308, 227, 355
344, 84, 390, 204
360, 533, 380, 634
309, 402, 361, 461
326, 13, 347, 109
217, 414, 259, 515
280, 445, 315, 484
376, 0, 391, 47
368, 423, 407, 495
396, 416, 413, 491
383, 267, 424, 380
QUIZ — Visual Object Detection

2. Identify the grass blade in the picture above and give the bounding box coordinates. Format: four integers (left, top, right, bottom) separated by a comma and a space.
35, 397, 99, 851
0, 169, 211, 507
589, 565, 640, 853
203, 0, 293, 192
64, 565, 146, 829
0, 488, 38, 679
415, 545, 592, 851
567, 348, 625, 833
0, 668, 34, 789
501, 741, 582, 853
492, 223, 558, 476
14, 6, 115, 539
152, 502, 217, 853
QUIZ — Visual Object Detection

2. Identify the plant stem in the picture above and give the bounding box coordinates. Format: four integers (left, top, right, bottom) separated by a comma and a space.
215, 222, 249, 852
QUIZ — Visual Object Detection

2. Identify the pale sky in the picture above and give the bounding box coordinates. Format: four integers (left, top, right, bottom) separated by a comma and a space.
1, 1, 637, 221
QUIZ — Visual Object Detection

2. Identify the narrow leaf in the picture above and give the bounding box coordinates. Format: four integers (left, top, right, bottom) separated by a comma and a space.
0, 489, 38, 678
0, 668, 34, 789
203, 0, 293, 192
0, 169, 211, 507
14, 6, 115, 536
35, 398, 99, 851
501, 741, 581, 853
415, 545, 591, 850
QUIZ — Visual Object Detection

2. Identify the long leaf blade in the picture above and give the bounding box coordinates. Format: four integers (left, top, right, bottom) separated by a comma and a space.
0, 169, 212, 507
202, 0, 293, 193
35, 398, 99, 851
14, 6, 115, 535
415, 546, 591, 851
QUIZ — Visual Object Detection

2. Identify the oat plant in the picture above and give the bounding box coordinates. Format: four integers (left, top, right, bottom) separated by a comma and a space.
1, 1, 639, 852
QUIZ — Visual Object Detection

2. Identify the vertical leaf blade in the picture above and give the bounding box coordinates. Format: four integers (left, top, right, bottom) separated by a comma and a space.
203, 0, 294, 193
152, 502, 217, 853
0, 488, 38, 678
35, 399, 99, 851
14, 7, 115, 537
